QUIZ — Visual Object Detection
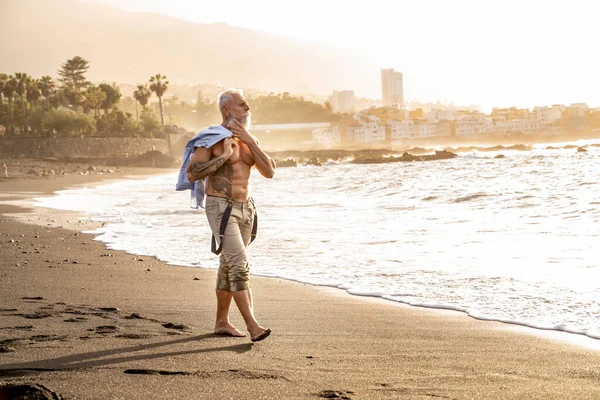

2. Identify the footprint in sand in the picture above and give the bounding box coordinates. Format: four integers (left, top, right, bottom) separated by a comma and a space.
0, 344, 16, 353
316, 390, 355, 400
123, 369, 191, 375
92, 325, 120, 334
63, 317, 87, 323
161, 322, 191, 331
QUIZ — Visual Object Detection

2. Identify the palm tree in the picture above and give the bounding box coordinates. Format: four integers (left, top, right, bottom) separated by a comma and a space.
0, 73, 8, 108
2, 75, 16, 133
133, 84, 151, 121
26, 80, 42, 109
82, 85, 106, 117
39, 76, 56, 110
14, 72, 31, 134
149, 74, 170, 155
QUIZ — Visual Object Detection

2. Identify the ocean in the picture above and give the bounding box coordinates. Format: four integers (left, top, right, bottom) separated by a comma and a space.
34, 140, 600, 340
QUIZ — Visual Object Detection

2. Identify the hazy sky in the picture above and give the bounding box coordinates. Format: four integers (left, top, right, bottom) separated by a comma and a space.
85, 0, 599, 110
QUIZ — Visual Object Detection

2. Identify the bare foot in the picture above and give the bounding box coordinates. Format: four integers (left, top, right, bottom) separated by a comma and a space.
249, 326, 271, 342
214, 323, 246, 337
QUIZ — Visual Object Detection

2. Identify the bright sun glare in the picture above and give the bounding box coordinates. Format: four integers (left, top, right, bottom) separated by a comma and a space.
86, 0, 600, 109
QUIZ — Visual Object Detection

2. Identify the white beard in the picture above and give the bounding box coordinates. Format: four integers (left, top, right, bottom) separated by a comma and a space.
239, 114, 252, 130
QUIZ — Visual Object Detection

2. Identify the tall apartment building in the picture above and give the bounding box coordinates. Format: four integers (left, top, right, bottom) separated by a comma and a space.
381, 68, 404, 107
328, 90, 355, 113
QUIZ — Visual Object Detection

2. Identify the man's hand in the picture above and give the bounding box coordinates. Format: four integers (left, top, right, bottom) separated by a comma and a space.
223, 137, 236, 157
227, 121, 275, 179
227, 120, 255, 145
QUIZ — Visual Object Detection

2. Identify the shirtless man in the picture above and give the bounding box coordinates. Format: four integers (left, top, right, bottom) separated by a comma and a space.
186, 89, 275, 342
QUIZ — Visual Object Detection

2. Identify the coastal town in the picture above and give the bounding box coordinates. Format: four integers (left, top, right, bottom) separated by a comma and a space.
307, 68, 600, 148
2, 60, 599, 152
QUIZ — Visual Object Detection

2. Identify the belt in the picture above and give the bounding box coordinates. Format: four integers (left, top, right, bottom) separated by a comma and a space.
207, 194, 253, 206
211, 197, 258, 255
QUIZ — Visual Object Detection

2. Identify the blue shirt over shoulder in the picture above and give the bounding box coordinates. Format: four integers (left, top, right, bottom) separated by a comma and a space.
176, 125, 232, 209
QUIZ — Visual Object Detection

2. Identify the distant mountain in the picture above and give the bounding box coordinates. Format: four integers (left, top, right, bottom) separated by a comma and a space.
0, 0, 380, 96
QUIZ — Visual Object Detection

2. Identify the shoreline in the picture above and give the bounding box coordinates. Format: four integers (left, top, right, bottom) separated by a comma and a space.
19, 169, 600, 350
2, 166, 600, 399
6, 167, 600, 348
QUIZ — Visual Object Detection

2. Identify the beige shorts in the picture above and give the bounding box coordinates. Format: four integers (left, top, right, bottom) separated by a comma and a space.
205, 196, 255, 292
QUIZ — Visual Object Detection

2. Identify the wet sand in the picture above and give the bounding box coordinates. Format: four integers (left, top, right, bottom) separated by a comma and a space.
1, 163, 600, 399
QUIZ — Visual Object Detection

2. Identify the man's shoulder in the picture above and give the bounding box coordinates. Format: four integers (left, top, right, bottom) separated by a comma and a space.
192, 125, 232, 149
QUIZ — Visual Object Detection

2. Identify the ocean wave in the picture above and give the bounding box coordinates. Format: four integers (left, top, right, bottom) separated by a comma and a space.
289, 203, 341, 208
362, 240, 398, 245
451, 193, 489, 203
137, 209, 199, 215
382, 190, 403, 197
378, 296, 600, 341
506, 203, 537, 209
383, 206, 417, 211
450, 144, 533, 153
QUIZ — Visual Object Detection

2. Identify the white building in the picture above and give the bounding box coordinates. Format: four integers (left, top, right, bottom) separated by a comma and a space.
455, 115, 494, 139
568, 103, 589, 116
328, 90, 355, 113
533, 106, 562, 125
388, 120, 451, 144
427, 109, 455, 122
388, 120, 415, 140
312, 126, 342, 148
434, 121, 452, 137
349, 123, 386, 144
412, 121, 437, 138
381, 68, 404, 107
540, 125, 563, 136
493, 119, 540, 136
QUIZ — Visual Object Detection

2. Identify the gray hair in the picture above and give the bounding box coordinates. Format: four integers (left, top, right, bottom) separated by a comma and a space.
217, 88, 244, 110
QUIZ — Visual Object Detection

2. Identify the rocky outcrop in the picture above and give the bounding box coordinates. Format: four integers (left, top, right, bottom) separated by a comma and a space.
577, 147, 588, 153
352, 150, 457, 164
275, 157, 298, 168
305, 157, 323, 166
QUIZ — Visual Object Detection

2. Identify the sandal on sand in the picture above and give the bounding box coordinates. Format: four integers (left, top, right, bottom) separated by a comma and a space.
251, 328, 271, 342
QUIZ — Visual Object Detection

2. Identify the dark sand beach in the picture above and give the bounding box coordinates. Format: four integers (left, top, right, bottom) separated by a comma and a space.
1, 162, 600, 399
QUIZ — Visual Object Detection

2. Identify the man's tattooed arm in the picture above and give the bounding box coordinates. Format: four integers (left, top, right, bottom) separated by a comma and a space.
187, 155, 228, 182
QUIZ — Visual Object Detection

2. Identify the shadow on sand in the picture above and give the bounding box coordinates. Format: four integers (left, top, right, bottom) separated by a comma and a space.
0, 333, 253, 377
